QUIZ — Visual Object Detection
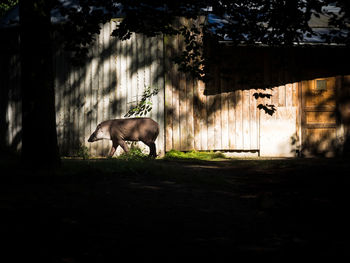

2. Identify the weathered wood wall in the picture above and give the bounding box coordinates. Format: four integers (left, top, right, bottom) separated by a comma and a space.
2, 19, 350, 157
164, 33, 260, 152
1, 22, 165, 157
55, 22, 165, 156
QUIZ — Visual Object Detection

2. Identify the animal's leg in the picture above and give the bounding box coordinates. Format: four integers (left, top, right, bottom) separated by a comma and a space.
118, 140, 130, 153
150, 142, 157, 158
143, 140, 157, 158
108, 143, 118, 157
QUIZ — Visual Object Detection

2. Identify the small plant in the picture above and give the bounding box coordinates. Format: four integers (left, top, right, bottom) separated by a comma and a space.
124, 86, 159, 117
76, 144, 90, 160
117, 144, 148, 161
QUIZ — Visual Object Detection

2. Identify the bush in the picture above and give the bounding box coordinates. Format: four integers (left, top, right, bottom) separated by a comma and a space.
76, 144, 90, 160
117, 145, 148, 161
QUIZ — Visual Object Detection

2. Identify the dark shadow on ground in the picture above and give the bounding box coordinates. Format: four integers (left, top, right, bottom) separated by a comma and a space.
0, 158, 348, 261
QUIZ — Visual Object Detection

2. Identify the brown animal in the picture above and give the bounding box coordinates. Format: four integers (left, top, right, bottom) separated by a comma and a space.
88, 118, 159, 157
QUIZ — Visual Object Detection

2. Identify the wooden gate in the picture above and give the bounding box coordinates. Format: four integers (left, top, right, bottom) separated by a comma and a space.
301, 77, 338, 156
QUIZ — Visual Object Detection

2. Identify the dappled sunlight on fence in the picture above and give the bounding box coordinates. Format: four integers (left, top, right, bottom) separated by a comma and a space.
1, 19, 350, 158
1, 21, 165, 157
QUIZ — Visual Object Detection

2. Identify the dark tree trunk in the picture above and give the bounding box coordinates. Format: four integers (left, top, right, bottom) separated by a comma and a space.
19, 0, 60, 168
0, 53, 9, 156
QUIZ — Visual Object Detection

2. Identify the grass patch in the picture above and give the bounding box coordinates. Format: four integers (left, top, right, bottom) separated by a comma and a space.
164, 149, 227, 161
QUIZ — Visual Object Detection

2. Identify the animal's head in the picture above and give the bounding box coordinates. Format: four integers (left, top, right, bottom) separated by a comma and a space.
88, 123, 111, 142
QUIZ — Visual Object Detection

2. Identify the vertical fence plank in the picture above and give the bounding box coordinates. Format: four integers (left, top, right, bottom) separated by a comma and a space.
150, 36, 157, 123
271, 86, 279, 106
235, 90, 243, 149
131, 33, 137, 111
5, 54, 12, 145
7, 54, 19, 148
104, 23, 112, 153
186, 74, 194, 150
71, 64, 76, 154
55, 47, 64, 153
74, 64, 80, 150
212, 62, 222, 150
84, 50, 92, 149
221, 86, 229, 150
143, 35, 151, 154
108, 21, 117, 119
165, 35, 174, 151
278, 85, 286, 107
126, 37, 132, 118
296, 82, 301, 151
179, 71, 187, 150
75, 64, 80, 152
7, 91, 12, 145
136, 34, 144, 103
214, 90, 222, 150
121, 37, 127, 117
67, 58, 74, 155
97, 30, 105, 156
292, 82, 298, 107
102, 23, 108, 122
242, 89, 251, 149
157, 35, 165, 155
90, 33, 99, 156
60, 54, 66, 154
172, 36, 181, 150
250, 89, 258, 149
199, 81, 208, 151
77, 65, 83, 151
125, 37, 130, 117
14, 55, 21, 150
116, 38, 122, 118
144, 36, 151, 96
115, 38, 120, 118
193, 79, 201, 150
286, 83, 293, 107
228, 91, 236, 149
207, 94, 215, 150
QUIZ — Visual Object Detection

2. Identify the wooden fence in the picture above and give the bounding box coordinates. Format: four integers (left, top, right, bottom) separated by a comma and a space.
0, 21, 300, 157
55, 22, 165, 156
1, 22, 165, 157
164, 39, 299, 153
3, 19, 348, 157
164, 53, 261, 152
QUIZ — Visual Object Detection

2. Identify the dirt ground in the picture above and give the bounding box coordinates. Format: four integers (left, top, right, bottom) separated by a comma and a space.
0, 157, 349, 261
